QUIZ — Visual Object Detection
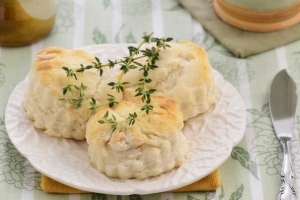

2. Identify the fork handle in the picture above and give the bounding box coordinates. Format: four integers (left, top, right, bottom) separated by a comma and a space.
278, 139, 298, 200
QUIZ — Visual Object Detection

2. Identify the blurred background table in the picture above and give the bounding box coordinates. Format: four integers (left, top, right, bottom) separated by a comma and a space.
1, 0, 300, 199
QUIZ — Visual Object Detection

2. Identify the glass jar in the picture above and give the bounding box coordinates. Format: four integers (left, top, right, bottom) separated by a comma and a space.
0, 0, 56, 46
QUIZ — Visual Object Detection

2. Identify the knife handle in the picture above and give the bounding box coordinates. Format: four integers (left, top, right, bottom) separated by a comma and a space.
278, 139, 298, 200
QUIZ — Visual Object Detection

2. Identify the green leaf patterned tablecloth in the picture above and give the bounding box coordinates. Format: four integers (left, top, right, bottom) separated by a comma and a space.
1, 0, 300, 199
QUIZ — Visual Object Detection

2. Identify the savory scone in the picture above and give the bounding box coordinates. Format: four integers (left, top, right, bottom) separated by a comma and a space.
122, 40, 216, 121
23, 47, 122, 140
86, 96, 188, 179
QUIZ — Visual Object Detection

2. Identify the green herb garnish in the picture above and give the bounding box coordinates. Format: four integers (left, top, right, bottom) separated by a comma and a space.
61, 32, 173, 131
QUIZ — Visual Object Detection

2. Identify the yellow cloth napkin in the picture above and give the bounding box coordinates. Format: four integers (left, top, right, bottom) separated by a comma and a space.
41, 169, 221, 194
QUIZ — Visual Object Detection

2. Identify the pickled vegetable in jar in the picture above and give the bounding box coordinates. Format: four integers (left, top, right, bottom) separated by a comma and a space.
0, 0, 56, 46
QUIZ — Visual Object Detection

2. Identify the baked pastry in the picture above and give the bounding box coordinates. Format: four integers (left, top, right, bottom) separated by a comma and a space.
122, 40, 216, 121
86, 96, 188, 179
23, 47, 122, 140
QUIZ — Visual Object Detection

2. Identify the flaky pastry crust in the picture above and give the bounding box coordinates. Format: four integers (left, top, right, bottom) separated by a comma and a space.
122, 41, 216, 120
23, 47, 122, 140
86, 96, 188, 179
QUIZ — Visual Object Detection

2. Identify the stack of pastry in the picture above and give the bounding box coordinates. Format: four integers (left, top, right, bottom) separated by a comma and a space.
23, 41, 216, 179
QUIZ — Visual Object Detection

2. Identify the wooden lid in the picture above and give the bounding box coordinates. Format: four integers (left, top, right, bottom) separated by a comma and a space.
213, 0, 300, 32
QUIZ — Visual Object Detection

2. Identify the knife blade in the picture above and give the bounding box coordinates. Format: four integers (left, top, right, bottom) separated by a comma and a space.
269, 69, 298, 200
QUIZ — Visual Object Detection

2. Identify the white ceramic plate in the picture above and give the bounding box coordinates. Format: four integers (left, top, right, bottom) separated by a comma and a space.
5, 44, 246, 195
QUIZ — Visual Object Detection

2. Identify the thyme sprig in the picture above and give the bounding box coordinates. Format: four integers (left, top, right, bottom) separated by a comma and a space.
60, 32, 173, 131
59, 83, 87, 109
98, 111, 138, 132
89, 95, 118, 115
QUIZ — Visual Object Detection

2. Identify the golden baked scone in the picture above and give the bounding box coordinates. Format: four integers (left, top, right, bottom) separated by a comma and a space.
23, 47, 122, 140
86, 96, 188, 179
122, 41, 216, 121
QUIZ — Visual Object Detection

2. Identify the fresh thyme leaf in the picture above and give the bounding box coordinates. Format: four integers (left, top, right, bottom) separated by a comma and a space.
107, 82, 114, 86
69, 97, 84, 109
76, 64, 86, 73
133, 62, 142, 66
97, 111, 118, 132
63, 88, 68, 95
142, 32, 151, 43
141, 104, 154, 114
62, 85, 72, 95
89, 98, 97, 114
62, 67, 77, 80
149, 89, 156, 94
127, 112, 138, 125
120, 64, 130, 74
128, 65, 137, 69
111, 124, 117, 132
128, 46, 139, 56
62, 67, 69, 71
104, 111, 109, 118
145, 78, 152, 83
108, 59, 116, 68
141, 48, 152, 57
72, 72, 77, 80
108, 82, 124, 93
149, 64, 158, 69
107, 94, 118, 107
108, 102, 114, 107
151, 38, 159, 42
99, 69, 103, 76
143, 70, 148, 77
95, 57, 100, 64
80, 83, 87, 90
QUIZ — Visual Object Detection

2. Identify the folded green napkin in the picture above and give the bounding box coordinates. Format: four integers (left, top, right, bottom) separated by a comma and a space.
178, 0, 300, 57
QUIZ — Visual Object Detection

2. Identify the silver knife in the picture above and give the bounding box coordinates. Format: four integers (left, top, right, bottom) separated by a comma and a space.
270, 69, 298, 200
